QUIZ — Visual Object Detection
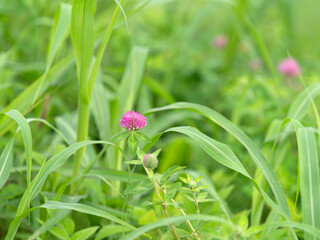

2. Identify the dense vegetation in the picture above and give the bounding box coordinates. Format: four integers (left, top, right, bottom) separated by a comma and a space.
0, 0, 320, 239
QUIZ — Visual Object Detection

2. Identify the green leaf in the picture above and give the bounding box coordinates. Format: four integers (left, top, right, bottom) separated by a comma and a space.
124, 179, 153, 195
197, 192, 208, 202
62, 217, 75, 236
33, 2, 72, 102
136, 149, 145, 160
71, 226, 99, 240
94, 225, 131, 240
128, 133, 138, 156
120, 214, 234, 240
134, 131, 151, 143
161, 165, 186, 183
165, 182, 181, 201
145, 102, 294, 224
41, 201, 135, 230
4, 110, 33, 208
71, 0, 96, 97
141, 201, 161, 207
0, 54, 75, 135
16, 141, 118, 214
194, 176, 203, 183
110, 131, 130, 143
0, 137, 15, 190
169, 127, 250, 178
296, 127, 320, 240
117, 46, 148, 113
47, 225, 70, 240
161, 228, 191, 240
152, 148, 162, 157
288, 83, 320, 120
47, 3, 72, 69
124, 160, 142, 165
179, 177, 188, 184
29, 211, 71, 240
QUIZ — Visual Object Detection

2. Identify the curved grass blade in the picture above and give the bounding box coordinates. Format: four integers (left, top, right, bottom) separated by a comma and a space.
121, 214, 235, 240
0, 53, 75, 135
144, 102, 294, 230
4, 110, 32, 209
246, 221, 320, 238
296, 127, 320, 240
8, 140, 127, 240
33, 3, 72, 103
0, 137, 15, 190
16, 140, 125, 215
71, 0, 96, 90
288, 83, 320, 120
168, 126, 250, 178
41, 201, 134, 229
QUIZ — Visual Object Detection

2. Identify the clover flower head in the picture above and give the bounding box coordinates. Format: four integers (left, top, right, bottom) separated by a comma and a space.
120, 111, 146, 131
212, 35, 228, 49
277, 58, 301, 78
143, 153, 158, 170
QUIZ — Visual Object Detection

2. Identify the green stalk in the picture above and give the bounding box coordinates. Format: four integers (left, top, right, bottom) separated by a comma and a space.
71, 96, 90, 194
70, 1, 125, 194
192, 190, 203, 240
144, 167, 180, 240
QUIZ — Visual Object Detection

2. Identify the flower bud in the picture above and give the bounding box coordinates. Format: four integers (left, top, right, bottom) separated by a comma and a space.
143, 153, 158, 170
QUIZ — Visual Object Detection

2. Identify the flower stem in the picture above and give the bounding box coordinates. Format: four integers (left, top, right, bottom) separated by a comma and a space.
192, 190, 204, 240
170, 198, 201, 240
144, 167, 180, 240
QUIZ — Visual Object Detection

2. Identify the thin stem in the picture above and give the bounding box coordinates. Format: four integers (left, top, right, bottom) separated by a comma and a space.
143, 167, 180, 240
170, 198, 201, 240
192, 190, 204, 240
157, 182, 200, 240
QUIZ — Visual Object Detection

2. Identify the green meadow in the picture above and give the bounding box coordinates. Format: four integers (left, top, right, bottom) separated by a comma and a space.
0, 0, 320, 239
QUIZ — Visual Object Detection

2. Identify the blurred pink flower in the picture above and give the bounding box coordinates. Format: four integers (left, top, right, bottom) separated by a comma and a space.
120, 111, 146, 131
277, 58, 301, 78
212, 35, 228, 49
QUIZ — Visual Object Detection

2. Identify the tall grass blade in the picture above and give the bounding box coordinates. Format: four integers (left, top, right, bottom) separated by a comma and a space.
288, 83, 320, 119
168, 126, 250, 178
33, 3, 72, 103
0, 54, 75, 135
145, 103, 295, 226
0, 137, 15, 190
16, 140, 124, 215
117, 46, 149, 114
4, 110, 33, 209
296, 127, 320, 240
40, 201, 135, 229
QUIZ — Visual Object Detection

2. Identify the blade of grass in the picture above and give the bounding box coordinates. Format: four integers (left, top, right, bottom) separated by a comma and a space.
144, 102, 297, 238
0, 53, 75, 135
121, 214, 235, 240
288, 83, 320, 120
169, 126, 250, 178
40, 201, 151, 239
296, 127, 320, 240
0, 137, 15, 189
4, 110, 32, 210
33, 3, 72, 103
70, 0, 96, 193
15, 140, 125, 216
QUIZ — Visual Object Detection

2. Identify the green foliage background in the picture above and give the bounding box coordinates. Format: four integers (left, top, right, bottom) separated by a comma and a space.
0, 0, 320, 239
